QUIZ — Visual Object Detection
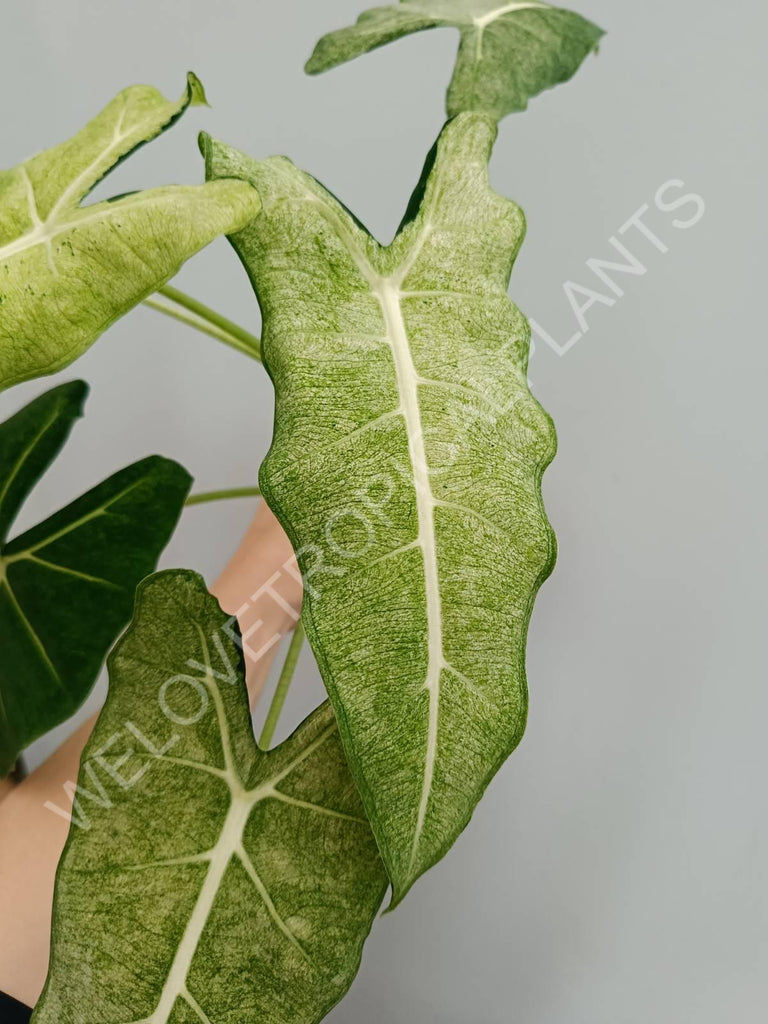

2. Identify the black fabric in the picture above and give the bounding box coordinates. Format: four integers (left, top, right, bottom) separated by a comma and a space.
0, 991, 32, 1023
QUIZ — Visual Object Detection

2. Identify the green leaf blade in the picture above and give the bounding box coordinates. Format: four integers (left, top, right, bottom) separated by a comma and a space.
305, 5, 441, 73
0, 387, 192, 774
205, 113, 557, 903
0, 75, 261, 391
7, 72, 207, 230
0, 379, 87, 541
306, 0, 604, 121
33, 570, 387, 1024
449, 5, 605, 118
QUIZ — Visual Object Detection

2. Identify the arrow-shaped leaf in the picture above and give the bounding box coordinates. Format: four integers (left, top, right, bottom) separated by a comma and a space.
0, 382, 191, 774
0, 73, 261, 391
204, 113, 557, 903
306, 0, 604, 121
33, 570, 387, 1024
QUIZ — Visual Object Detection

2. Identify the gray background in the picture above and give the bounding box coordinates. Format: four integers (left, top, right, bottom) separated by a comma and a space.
3, 1, 766, 1020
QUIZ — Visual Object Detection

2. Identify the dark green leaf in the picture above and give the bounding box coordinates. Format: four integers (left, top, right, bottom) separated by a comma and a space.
0, 382, 191, 773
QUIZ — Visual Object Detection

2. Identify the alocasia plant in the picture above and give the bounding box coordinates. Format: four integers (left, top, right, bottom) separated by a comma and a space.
34, 571, 387, 1024
0, 0, 607, 1018
0, 73, 260, 391
0, 381, 191, 775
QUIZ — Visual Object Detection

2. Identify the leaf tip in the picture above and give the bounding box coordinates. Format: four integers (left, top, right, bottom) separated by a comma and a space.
304, 49, 324, 76
186, 71, 210, 108
591, 30, 607, 56
383, 865, 425, 912
198, 129, 212, 158
197, 130, 217, 178
144, 454, 194, 493
39, 378, 90, 424
304, 24, 341, 76
60, 378, 90, 411
382, 889, 406, 914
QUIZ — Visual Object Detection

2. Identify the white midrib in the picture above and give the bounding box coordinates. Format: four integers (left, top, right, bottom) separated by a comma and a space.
140, 683, 337, 1024
0, 196, 167, 266
473, 1, 546, 28
0, 116, 132, 267
143, 640, 248, 1024
304, 193, 444, 874
472, 2, 547, 59
146, 794, 252, 1024
375, 278, 443, 872
46, 99, 130, 224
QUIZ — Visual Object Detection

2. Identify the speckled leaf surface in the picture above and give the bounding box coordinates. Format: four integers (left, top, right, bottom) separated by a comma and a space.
204, 112, 557, 903
0, 73, 261, 391
33, 570, 387, 1024
0, 382, 191, 775
307, 0, 604, 120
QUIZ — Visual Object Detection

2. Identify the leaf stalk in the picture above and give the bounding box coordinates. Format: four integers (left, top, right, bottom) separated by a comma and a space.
185, 487, 261, 507
259, 623, 305, 750
144, 284, 261, 361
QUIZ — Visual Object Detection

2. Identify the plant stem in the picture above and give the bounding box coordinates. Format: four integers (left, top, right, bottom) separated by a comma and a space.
259, 623, 305, 750
144, 285, 261, 361
185, 486, 261, 507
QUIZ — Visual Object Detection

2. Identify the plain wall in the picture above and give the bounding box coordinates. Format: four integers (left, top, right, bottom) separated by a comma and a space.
2, 1, 766, 1020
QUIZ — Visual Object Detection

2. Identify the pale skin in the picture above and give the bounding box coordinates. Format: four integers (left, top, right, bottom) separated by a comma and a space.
0, 503, 303, 1009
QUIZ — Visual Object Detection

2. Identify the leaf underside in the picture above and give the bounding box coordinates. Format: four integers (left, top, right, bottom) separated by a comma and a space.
204, 112, 557, 903
306, 0, 605, 120
0, 382, 191, 774
33, 570, 388, 1024
0, 72, 261, 391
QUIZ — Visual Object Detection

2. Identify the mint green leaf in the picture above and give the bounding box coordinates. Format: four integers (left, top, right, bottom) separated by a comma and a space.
33, 570, 387, 1024
0, 382, 191, 774
203, 113, 557, 904
0, 73, 261, 391
306, 0, 604, 120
